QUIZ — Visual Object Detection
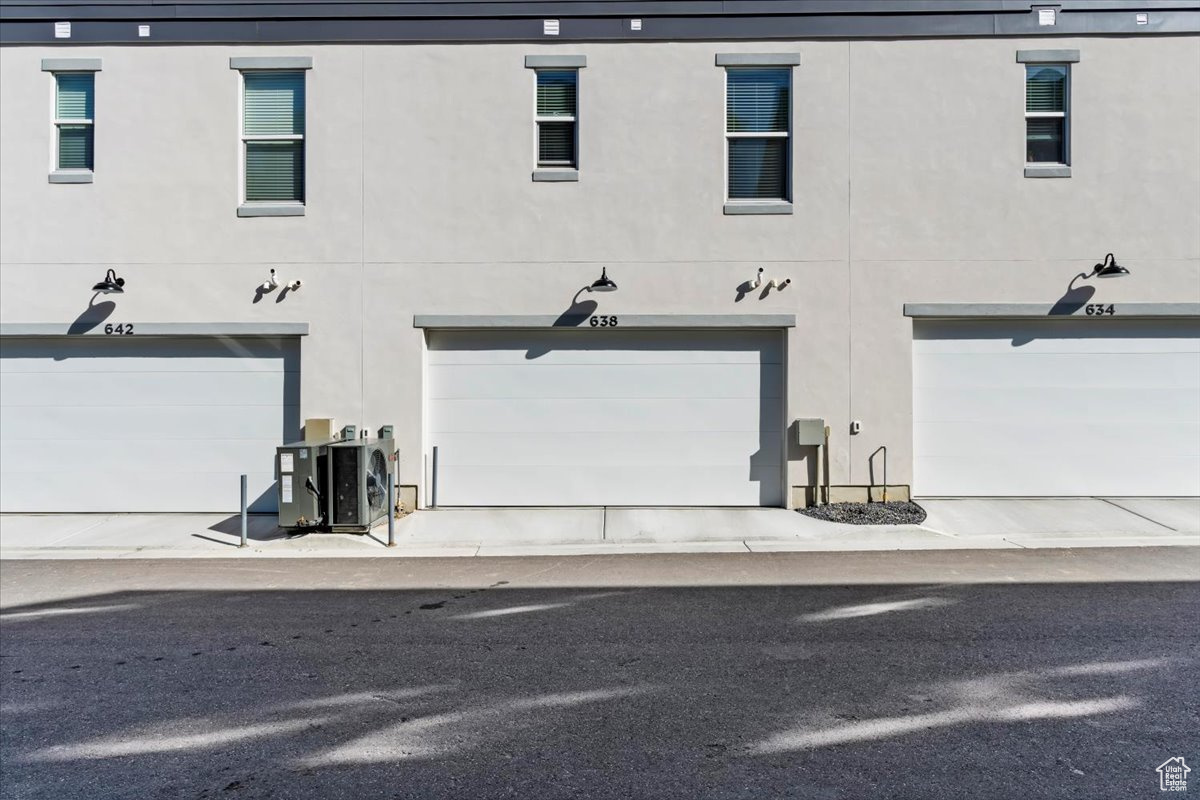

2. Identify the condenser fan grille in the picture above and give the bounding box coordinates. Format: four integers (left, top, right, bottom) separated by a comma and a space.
332, 447, 359, 525
366, 448, 388, 514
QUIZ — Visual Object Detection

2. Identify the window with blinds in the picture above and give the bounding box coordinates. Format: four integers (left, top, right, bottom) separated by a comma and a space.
242, 71, 305, 203
726, 68, 790, 201
55, 73, 94, 172
1025, 64, 1069, 164
535, 70, 577, 168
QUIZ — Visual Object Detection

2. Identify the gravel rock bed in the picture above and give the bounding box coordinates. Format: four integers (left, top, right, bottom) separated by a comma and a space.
796, 501, 927, 526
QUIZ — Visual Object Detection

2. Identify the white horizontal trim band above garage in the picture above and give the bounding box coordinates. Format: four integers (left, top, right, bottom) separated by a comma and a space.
904, 302, 1200, 319
414, 314, 796, 329
0, 322, 310, 337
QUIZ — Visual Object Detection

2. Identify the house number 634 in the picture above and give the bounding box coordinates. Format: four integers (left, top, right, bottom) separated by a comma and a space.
590, 315, 619, 327
1084, 304, 1116, 316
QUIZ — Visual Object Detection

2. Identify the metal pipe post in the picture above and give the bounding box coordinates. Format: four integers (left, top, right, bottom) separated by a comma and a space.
823, 426, 831, 506
882, 446, 888, 504
387, 480, 396, 547
239, 474, 249, 548
431, 446, 439, 509
869, 445, 889, 504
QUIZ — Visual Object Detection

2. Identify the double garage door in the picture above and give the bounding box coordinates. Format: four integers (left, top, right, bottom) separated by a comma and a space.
0, 336, 299, 512
913, 319, 1200, 497
427, 329, 785, 506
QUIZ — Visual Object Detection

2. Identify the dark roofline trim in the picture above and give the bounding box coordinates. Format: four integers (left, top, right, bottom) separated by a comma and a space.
1, 1, 1195, 15
2, 8, 1197, 45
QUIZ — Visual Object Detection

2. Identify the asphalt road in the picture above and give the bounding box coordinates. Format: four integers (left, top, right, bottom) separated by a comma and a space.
1, 549, 1198, 799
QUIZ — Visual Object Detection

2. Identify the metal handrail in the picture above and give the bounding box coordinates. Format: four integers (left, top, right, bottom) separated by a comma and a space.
870, 446, 888, 503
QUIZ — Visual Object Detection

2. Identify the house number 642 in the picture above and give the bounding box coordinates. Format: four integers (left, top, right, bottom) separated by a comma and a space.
590, 315, 619, 327
103, 323, 135, 335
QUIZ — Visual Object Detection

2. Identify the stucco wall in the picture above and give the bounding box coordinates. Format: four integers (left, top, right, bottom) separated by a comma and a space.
2, 36, 1198, 502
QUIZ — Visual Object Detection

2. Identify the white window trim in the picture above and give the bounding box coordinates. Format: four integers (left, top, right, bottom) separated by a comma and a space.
42, 59, 100, 183
49, 72, 96, 182
54, 118, 95, 170
532, 68, 579, 172
236, 68, 307, 216
723, 66, 793, 209
1024, 63, 1071, 169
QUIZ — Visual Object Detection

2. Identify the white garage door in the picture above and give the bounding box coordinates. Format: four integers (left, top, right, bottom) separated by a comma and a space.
0, 336, 300, 512
427, 329, 784, 506
913, 319, 1200, 497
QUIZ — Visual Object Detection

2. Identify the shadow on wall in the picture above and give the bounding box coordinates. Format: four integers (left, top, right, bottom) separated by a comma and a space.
734, 281, 782, 303
749, 354, 785, 505
525, 290, 600, 359
1011, 272, 1097, 346
209, 484, 279, 517
786, 420, 822, 496
65, 293, 116, 337
550, 293, 599, 329
735, 270, 791, 303
254, 285, 297, 305
734, 278, 757, 302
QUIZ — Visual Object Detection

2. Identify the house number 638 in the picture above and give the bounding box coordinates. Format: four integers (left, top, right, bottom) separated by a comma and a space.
590, 315, 619, 327
103, 323, 135, 335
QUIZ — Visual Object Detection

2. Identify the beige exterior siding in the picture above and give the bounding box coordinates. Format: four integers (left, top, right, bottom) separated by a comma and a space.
2, 36, 1198, 503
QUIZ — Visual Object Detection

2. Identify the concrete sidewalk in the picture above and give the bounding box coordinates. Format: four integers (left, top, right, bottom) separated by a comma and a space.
0, 498, 1196, 559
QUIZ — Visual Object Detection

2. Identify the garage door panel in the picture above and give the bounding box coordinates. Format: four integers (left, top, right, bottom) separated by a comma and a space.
915, 387, 1200, 424
913, 320, 1200, 497
428, 330, 784, 506
0, 337, 297, 368
429, 347, 779, 366
0, 354, 293, 374
429, 329, 784, 364
915, 421, 1200, 458
2, 437, 286, 474
916, 337, 1200, 354
432, 398, 781, 435
914, 320, 1200, 351
918, 456, 1200, 497
1, 371, 291, 407
434, 432, 781, 468
1, 404, 297, 442
429, 363, 780, 401
436, 465, 783, 507
915, 353, 1200, 389
0, 470, 279, 513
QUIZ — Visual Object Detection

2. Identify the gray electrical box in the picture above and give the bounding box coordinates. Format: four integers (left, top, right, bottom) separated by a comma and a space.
276, 440, 332, 529
795, 417, 826, 446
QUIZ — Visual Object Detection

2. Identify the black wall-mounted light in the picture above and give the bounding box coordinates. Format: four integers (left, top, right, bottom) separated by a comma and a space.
92, 268, 126, 294
586, 267, 617, 293
1091, 253, 1130, 279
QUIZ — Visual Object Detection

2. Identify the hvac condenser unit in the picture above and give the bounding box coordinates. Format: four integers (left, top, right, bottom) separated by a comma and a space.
327, 433, 395, 532
276, 439, 331, 530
